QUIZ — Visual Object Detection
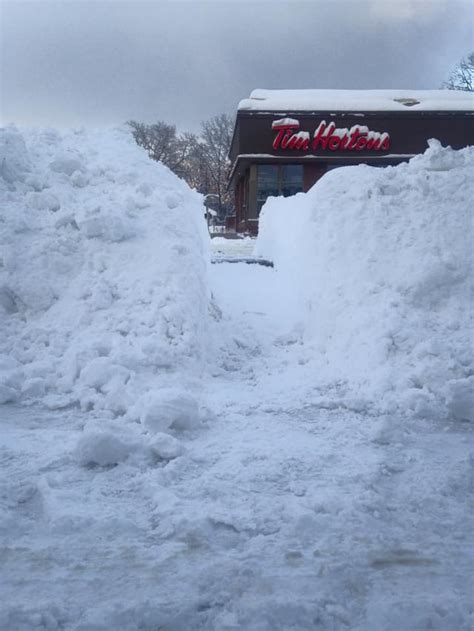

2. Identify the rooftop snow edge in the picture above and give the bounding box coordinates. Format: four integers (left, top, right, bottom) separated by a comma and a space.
237, 89, 474, 112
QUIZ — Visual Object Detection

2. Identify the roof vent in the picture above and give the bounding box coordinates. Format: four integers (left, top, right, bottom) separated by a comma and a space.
393, 97, 420, 107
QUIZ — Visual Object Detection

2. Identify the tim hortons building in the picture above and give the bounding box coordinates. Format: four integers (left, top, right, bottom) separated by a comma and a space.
228, 89, 474, 234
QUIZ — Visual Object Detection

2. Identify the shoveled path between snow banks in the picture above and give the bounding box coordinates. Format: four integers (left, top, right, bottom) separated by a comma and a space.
206, 261, 473, 631
0, 259, 472, 631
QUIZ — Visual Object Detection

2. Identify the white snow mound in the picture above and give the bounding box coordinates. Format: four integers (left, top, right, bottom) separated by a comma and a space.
139, 388, 200, 432
0, 125, 210, 416
256, 140, 474, 420
74, 429, 135, 467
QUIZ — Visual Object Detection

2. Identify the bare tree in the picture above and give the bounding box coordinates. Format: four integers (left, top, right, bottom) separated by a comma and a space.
127, 120, 198, 176
443, 52, 474, 92
128, 120, 175, 163
173, 133, 202, 187
127, 114, 235, 219
199, 114, 234, 218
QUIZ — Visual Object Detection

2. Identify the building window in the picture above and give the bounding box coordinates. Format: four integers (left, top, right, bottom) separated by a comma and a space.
256, 164, 303, 212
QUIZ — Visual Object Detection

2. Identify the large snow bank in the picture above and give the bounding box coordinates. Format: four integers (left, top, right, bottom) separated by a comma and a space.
256, 140, 474, 420
0, 126, 210, 419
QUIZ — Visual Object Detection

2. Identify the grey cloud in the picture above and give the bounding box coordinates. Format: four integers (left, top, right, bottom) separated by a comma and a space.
1, 0, 472, 130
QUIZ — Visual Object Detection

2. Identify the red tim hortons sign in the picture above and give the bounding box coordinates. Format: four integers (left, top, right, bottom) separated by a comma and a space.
272, 118, 391, 152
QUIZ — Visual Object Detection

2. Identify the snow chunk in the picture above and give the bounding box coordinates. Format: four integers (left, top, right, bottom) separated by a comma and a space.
79, 357, 129, 390
74, 429, 134, 467
26, 191, 61, 212
49, 155, 84, 176
140, 389, 200, 432
446, 377, 474, 422
76, 212, 136, 242
0, 126, 30, 184
70, 170, 89, 188
0, 384, 19, 404
148, 432, 184, 460
0, 354, 23, 403
21, 377, 46, 398
0, 287, 19, 314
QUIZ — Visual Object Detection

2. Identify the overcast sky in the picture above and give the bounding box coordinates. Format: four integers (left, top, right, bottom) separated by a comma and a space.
1, 0, 473, 131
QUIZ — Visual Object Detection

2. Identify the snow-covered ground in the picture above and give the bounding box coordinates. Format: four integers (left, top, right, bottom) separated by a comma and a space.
211, 236, 256, 261
1, 258, 472, 630
1, 131, 473, 630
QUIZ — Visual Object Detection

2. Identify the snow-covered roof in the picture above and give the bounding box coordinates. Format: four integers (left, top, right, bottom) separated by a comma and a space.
238, 89, 474, 112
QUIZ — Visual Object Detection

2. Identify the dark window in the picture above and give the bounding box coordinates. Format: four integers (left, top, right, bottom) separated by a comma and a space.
257, 165, 279, 211
281, 165, 303, 197
257, 164, 303, 212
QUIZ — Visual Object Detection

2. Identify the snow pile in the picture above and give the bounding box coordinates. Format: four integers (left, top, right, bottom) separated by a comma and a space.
257, 140, 474, 420
0, 125, 210, 420
73, 419, 185, 467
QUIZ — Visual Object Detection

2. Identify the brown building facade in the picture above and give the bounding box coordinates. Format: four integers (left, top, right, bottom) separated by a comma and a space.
228, 90, 474, 234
